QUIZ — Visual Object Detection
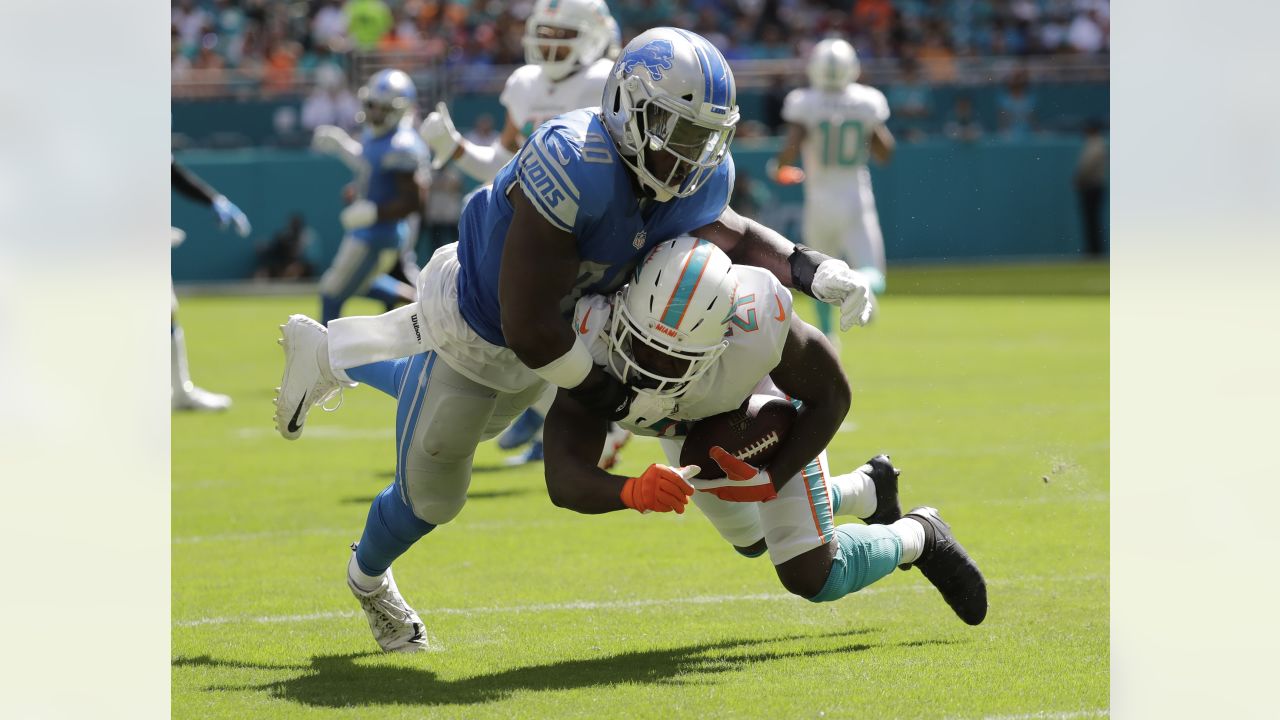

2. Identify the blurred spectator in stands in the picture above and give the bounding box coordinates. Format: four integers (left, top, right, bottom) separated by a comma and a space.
263, 33, 301, 96
916, 24, 958, 83
172, 0, 210, 56
1074, 119, 1108, 256
254, 214, 316, 280
313, 0, 350, 49
760, 75, 789, 136
345, 0, 393, 52
943, 95, 984, 143
464, 114, 498, 148
192, 36, 229, 98
418, 166, 463, 259
1067, 7, 1107, 54
172, 26, 194, 95
302, 65, 360, 133
887, 58, 933, 141
212, 0, 248, 65
997, 67, 1036, 137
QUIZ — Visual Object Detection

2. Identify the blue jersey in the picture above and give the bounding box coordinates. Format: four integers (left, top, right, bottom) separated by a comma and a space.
456, 109, 735, 348
355, 122, 427, 248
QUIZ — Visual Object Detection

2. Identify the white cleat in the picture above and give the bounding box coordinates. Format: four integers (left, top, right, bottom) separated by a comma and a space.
273, 315, 349, 440
173, 385, 232, 412
347, 552, 429, 653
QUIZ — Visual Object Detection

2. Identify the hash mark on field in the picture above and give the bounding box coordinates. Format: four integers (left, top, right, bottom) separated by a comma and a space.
174, 574, 1106, 628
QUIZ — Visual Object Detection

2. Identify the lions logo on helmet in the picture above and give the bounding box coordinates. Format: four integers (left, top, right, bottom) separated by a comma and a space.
607, 236, 737, 399
357, 69, 418, 135
602, 28, 740, 202
620, 39, 675, 81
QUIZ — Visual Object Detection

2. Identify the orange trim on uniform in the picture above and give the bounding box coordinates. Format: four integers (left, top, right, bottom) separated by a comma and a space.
801, 458, 833, 543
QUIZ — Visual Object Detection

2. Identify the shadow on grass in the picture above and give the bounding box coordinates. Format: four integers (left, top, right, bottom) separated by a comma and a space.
177, 629, 963, 709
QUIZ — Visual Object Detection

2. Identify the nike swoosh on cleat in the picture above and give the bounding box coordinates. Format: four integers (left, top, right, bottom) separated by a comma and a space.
287, 392, 307, 433
578, 307, 592, 334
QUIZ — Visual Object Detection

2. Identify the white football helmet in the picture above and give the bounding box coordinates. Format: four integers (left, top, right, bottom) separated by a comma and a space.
602, 28, 740, 201
357, 69, 417, 135
523, 0, 614, 82
807, 38, 860, 91
607, 236, 737, 399
605, 15, 622, 60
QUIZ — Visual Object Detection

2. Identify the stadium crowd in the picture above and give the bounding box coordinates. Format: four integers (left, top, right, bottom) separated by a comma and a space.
172, 0, 1109, 96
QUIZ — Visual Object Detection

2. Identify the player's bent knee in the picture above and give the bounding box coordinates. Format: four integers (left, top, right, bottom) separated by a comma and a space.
734, 538, 768, 559
776, 543, 837, 598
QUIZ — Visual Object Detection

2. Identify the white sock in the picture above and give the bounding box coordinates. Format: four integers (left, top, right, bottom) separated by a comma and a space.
327, 304, 430, 373
890, 517, 926, 565
831, 466, 876, 519
348, 553, 386, 593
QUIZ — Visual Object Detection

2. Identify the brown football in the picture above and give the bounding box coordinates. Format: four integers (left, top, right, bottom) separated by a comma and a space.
680, 395, 798, 479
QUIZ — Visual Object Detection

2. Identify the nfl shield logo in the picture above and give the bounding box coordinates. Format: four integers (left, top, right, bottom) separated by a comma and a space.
632, 229, 647, 249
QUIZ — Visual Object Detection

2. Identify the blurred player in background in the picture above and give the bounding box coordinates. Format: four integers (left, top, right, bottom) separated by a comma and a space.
420, 0, 625, 466
270, 29, 877, 652
171, 159, 251, 411
541, 237, 987, 626
309, 68, 427, 324
771, 38, 894, 339
419, 0, 617, 185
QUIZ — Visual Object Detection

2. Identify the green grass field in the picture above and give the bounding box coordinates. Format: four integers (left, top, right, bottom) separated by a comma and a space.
172, 262, 1109, 719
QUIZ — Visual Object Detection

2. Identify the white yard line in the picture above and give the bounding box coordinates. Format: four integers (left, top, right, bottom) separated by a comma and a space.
174, 574, 1105, 628
948, 710, 1109, 720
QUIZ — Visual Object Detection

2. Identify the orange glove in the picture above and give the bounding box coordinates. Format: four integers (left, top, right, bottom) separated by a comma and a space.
686, 446, 778, 503
774, 164, 806, 185
620, 463, 699, 514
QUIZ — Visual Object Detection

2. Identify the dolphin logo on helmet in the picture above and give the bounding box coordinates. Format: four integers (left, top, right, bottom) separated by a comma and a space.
619, 39, 675, 81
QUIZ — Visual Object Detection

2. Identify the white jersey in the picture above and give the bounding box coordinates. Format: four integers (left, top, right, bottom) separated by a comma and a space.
781, 83, 889, 194
572, 266, 794, 437
499, 58, 614, 136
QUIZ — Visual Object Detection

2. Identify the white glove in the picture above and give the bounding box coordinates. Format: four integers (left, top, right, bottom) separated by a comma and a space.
311, 125, 367, 174
340, 199, 378, 231
420, 102, 463, 171
618, 389, 679, 429
811, 258, 876, 330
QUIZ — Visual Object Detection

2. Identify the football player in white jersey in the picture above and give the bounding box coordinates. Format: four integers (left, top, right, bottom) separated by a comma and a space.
771, 38, 895, 338
419, 0, 617, 185
419, 0, 626, 466
542, 237, 987, 625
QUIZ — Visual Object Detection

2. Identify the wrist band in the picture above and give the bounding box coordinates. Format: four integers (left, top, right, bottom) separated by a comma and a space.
788, 244, 833, 296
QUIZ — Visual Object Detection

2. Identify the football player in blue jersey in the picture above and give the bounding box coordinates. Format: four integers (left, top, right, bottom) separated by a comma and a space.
309, 68, 428, 324
171, 159, 251, 411
271, 28, 880, 653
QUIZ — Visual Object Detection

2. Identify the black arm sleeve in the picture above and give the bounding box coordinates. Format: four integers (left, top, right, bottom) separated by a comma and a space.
172, 161, 221, 206
788, 244, 834, 297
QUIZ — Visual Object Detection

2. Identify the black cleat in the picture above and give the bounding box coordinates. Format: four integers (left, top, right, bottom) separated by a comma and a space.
861, 455, 903, 525
902, 506, 987, 626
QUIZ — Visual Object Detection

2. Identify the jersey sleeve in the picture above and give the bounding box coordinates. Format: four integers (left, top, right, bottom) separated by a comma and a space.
499, 66, 536, 130
515, 125, 588, 234
780, 89, 809, 126
870, 87, 891, 124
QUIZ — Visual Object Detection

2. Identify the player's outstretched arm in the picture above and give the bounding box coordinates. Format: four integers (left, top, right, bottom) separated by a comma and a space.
172, 160, 252, 237
767, 123, 807, 185
757, 317, 852, 488
694, 205, 875, 330
545, 392, 696, 514
420, 102, 516, 182
870, 124, 896, 164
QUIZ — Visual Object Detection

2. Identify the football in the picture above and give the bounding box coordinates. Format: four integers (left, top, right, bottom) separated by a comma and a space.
680, 394, 798, 479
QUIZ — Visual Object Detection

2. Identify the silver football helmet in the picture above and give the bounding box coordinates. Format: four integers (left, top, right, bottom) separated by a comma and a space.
607, 236, 737, 399
807, 38, 860, 91
523, 0, 614, 82
601, 28, 740, 201
357, 69, 417, 135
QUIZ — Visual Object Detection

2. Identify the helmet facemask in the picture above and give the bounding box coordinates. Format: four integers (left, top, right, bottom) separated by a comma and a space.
522, 7, 608, 82
607, 291, 729, 400
614, 80, 736, 201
